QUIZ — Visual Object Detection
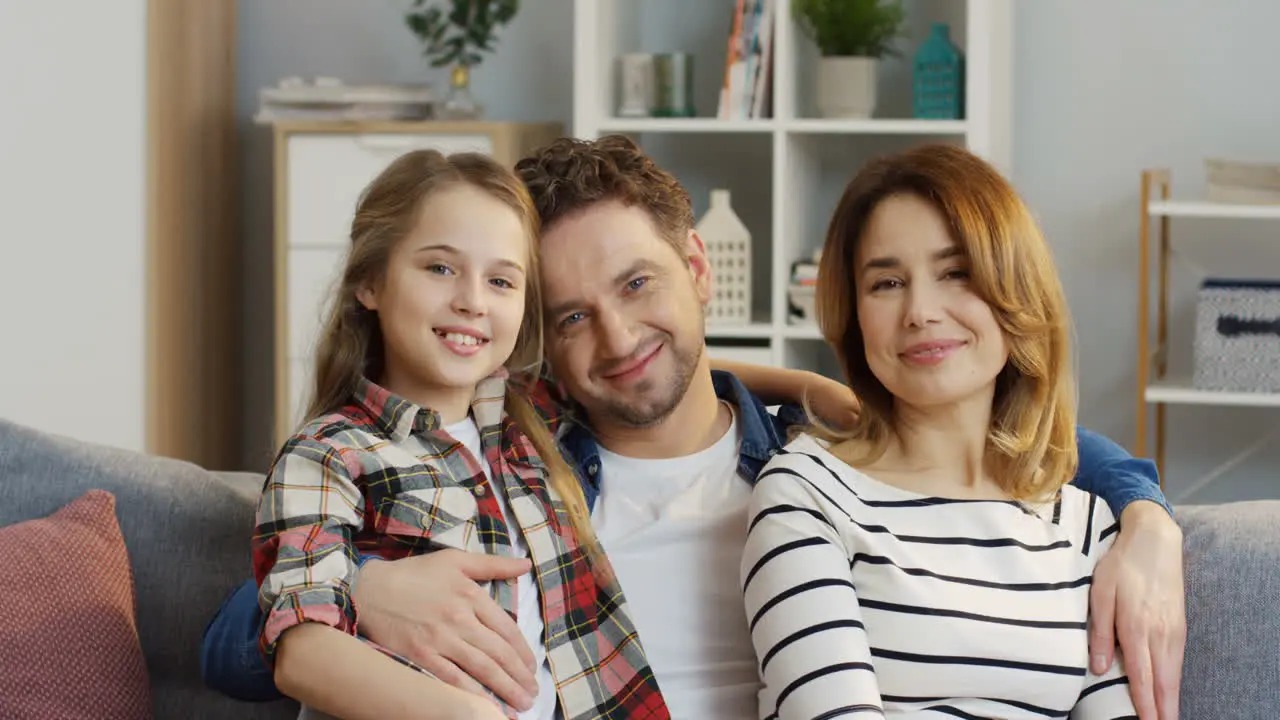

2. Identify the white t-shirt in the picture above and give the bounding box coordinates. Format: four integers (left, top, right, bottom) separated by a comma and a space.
446, 417, 558, 720
590, 411, 759, 719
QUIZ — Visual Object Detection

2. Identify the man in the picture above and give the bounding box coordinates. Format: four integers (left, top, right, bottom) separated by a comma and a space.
203, 136, 1186, 719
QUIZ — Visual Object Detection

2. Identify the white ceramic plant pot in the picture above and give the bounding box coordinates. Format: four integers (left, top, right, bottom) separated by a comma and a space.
816, 56, 878, 119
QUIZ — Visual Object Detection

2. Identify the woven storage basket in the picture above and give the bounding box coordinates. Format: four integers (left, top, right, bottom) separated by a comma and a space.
1192, 279, 1280, 393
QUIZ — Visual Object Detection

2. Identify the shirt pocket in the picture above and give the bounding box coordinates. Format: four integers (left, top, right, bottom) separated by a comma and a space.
373, 484, 479, 550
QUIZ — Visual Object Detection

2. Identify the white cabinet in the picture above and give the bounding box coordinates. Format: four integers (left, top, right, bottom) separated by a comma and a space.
285, 246, 346, 360
285, 133, 494, 249
271, 121, 562, 444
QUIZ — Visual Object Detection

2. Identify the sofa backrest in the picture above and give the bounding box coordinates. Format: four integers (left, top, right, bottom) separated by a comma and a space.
0, 419, 296, 720
3, 418, 1278, 719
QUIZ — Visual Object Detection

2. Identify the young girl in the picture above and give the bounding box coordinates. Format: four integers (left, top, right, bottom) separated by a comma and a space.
252, 149, 667, 720
742, 144, 1137, 719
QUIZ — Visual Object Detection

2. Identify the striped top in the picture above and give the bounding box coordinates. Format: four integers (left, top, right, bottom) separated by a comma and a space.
741, 433, 1136, 720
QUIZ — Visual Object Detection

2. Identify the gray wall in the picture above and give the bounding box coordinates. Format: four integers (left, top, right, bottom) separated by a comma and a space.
1012, 0, 1280, 504
237, 0, 1280, 504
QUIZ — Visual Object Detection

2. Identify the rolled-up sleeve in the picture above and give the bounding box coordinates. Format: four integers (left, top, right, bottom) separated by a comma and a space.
251, 436, 365, 667
1072, 426, 1172, 520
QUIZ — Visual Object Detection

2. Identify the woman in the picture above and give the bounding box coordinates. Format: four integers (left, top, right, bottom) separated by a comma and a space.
741, 144, 1136, 719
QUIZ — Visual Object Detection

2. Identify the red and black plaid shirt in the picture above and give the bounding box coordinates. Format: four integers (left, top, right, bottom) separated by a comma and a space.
252, 370, 669, 719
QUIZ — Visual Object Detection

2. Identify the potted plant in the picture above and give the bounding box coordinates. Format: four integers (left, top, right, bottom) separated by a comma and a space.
404, 0, 519, 119
792, 0, 906, 119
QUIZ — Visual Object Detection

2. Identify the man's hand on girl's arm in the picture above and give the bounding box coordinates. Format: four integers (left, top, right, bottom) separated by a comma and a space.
353, 549, 539, 712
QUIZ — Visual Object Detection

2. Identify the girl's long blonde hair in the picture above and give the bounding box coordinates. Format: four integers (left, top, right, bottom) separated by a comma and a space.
307, 148, 604, 569
812, 144, 1077, 502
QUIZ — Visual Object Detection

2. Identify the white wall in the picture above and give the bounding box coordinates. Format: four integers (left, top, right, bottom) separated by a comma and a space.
1014, 0, 1280, 504
0, 1, 148, 451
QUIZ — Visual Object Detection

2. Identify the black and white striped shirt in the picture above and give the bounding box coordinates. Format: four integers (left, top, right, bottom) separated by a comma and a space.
741, 433, 1136, 720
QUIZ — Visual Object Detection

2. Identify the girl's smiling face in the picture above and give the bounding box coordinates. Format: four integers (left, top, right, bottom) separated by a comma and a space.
358, 183, 529, 421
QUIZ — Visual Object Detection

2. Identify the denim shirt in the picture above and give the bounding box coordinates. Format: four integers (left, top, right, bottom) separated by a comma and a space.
200, 370, 1171, 702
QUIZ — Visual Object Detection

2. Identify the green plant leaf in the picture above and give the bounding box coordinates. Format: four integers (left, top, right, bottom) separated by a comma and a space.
405, 12, 428, 38
792, 0, 906, 58
406, 0, 521, 68
495, 0, 518, 24
447, 0, 471, 29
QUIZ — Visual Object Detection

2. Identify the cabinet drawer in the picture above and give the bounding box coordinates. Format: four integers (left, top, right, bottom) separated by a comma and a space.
286, 133, 494, 249
287, 246, 348, 360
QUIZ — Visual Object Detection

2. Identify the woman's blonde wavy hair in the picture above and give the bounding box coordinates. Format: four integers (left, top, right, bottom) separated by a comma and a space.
811, 143, 1077, 502
305, 148, 604, 570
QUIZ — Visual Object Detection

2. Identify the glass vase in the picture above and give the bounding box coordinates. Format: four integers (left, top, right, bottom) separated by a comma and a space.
438, 64, 483, 120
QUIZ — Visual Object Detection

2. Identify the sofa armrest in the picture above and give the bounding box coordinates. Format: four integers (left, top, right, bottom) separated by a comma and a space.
1175, 501, 1280, 719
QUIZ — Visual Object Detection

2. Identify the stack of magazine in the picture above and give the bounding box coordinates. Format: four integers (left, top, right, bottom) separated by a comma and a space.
254, 77, 435, 124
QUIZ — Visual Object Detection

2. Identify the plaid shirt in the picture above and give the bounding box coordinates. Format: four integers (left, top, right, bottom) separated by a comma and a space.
252, 371, 670, 720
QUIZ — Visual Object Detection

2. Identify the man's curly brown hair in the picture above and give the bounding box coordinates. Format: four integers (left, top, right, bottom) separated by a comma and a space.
514, 134, 695, 255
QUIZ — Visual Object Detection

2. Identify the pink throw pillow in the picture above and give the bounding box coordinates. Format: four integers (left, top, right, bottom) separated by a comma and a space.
0, 489, 151, 719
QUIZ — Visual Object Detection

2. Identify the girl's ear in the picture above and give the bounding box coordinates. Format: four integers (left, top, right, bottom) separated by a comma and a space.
356, 284, 378, 311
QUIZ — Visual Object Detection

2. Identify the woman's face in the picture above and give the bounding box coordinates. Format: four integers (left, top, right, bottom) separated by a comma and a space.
853, 193, 1009, 412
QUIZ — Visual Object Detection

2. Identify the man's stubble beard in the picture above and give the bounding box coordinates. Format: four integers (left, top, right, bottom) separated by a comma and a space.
596, 334, 704, 429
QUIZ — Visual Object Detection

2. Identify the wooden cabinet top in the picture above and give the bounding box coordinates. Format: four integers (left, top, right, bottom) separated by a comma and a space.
267, 119, 564, 136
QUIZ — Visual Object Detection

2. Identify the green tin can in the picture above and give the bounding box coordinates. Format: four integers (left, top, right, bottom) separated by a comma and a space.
653, 53, 695, 117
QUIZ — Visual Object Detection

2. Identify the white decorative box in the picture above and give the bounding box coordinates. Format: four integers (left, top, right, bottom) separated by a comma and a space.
1192, 279, 1280, 393
697, 189, 753, 324
1205, 158, 1280, 205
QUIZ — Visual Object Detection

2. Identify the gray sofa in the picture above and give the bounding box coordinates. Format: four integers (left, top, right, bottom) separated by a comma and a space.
1, 417, 1278, 719
0, 419, 298, 720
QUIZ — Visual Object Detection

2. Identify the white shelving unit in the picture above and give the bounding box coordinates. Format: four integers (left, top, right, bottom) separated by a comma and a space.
1149, 200, 1280, 220
1137, 169, 1280, 488
571, 0, 1014, 375
1146, 376, 1280, 408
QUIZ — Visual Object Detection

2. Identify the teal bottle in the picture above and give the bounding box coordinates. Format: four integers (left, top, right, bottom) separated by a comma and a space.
913, 22, 964, 120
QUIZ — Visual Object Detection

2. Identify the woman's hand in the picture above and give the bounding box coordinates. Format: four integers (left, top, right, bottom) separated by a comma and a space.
708, 358, 860, 429
802, 372, 861, 430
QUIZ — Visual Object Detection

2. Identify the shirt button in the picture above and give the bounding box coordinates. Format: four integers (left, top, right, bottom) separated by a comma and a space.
588, 463, 599, 475
473, 484, 487, 497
